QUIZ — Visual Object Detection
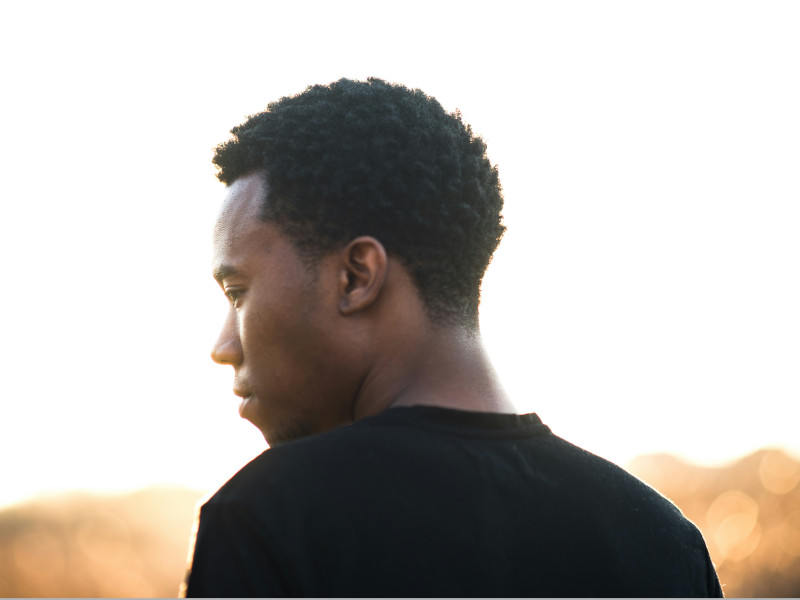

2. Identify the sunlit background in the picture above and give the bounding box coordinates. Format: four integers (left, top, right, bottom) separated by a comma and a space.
1, 1, 799, 596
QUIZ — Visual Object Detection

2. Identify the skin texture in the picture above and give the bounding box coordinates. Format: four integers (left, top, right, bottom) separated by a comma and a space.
211, 171, 515, 446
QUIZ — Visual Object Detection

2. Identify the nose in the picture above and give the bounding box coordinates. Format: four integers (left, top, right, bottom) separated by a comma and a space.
211, 310, 243, 366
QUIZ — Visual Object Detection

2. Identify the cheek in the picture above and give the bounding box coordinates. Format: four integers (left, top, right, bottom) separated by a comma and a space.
238, 271, 343, 374
237, 301, 278, 358
238, 295, 319, 360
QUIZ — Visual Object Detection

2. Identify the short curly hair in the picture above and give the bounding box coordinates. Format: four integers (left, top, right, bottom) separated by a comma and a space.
213, 77, 505, 329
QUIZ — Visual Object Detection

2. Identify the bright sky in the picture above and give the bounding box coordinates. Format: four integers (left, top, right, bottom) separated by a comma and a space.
1, 1, 798, 508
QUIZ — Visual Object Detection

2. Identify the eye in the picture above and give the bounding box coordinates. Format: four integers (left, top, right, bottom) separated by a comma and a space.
224, 288, 244, 308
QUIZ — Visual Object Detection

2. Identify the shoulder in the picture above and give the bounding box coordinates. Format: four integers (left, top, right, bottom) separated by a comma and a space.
539, 433, 696, 527
203, 415, 402, 508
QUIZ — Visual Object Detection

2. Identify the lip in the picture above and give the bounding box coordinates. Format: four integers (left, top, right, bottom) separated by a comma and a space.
238, 394, 255, 416
232, 388, 253, 415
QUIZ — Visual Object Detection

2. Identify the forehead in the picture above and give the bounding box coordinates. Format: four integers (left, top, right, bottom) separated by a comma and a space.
212, 171, 282, 273
213, 171, 267, 244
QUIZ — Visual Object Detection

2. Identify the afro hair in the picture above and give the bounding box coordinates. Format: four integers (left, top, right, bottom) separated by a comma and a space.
213, 77, 505, 328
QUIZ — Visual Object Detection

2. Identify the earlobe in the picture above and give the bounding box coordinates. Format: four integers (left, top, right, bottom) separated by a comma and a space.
338, 237, 388, 315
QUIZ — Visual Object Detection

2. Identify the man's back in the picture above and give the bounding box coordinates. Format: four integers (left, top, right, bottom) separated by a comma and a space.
185, 406, 722, 597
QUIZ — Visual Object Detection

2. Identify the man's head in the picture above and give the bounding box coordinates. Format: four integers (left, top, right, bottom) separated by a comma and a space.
212, 77, 505, 328
210, 78, 506, 445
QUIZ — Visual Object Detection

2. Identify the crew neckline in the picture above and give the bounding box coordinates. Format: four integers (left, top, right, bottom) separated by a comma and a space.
361, 405, 552, 440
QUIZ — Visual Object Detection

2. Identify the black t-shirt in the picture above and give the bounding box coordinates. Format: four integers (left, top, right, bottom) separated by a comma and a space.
184, 406, 723, 597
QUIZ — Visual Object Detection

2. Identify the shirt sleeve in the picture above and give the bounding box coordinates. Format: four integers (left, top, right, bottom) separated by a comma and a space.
182, 499, 291, 597
707, 550, 725, 597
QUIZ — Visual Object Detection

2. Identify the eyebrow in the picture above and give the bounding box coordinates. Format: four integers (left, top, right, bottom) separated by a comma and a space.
213, 264, 239, 284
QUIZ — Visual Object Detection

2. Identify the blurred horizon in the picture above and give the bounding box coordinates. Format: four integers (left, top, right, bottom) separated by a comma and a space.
3, 445, 799, 597
2, 436, 799, 513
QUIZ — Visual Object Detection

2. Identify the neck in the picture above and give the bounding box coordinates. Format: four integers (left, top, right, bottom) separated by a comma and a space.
351, 323, 516, 420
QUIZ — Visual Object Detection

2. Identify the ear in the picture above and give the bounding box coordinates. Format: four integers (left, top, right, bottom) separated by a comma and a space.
337, 236, 388, 316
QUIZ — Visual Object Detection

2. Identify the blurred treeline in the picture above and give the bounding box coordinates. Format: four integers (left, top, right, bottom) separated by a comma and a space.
1, 448, 798, 597
0, 487, 202, 597
628, 448, 800, 597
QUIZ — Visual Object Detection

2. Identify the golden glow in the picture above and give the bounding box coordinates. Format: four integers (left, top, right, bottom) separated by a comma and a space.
778, 511, 800, 558
706, 490, 762, 564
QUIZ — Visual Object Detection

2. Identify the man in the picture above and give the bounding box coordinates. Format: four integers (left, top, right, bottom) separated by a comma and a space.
183, 78, 723, 597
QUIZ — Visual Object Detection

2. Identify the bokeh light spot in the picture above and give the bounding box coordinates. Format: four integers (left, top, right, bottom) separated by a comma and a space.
706, 490, 760, 563
759, 450, 800, 494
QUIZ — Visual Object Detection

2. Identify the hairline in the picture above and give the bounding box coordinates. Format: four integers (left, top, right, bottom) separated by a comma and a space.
238, 172, 474, 330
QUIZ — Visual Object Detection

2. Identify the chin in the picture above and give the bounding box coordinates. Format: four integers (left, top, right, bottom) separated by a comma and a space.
237, 397, 271, 439
262, 419, 318, 448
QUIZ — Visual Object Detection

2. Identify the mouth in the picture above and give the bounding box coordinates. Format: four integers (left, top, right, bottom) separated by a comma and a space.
233, 387, 252, 399
233, 389, 255, 417
238, 396, 254, 418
